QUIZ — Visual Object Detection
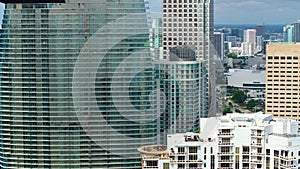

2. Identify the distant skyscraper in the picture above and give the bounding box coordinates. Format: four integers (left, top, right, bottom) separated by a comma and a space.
226, 36, 237, 47
242, 29, 256, 56
255, 25, 265, 37
283, 24, 295, 42
266, 43, 300, 130
151, 18, 163, 60
256, 35, 263, 51
155, 46, 207, 144
294, 20, 300, 42
213, 32, 224, 60
0, 0, 156, 168
231, 28, 244, 39
244, 29, 256, 44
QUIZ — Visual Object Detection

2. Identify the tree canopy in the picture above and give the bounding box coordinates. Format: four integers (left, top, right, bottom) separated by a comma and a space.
232, 90, 247, 104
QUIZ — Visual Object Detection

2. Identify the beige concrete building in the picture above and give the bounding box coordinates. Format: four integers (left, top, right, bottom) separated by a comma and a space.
266, 43, 300, 129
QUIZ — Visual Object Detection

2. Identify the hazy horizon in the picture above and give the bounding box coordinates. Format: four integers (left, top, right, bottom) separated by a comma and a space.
0, 1, 299, 25
149, 0, 300, 25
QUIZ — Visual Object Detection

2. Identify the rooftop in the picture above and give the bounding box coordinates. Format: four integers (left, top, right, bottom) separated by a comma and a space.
137, 145, 168, 156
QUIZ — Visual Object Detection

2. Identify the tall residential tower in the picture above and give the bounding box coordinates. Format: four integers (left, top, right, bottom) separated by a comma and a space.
0, 0, 156, 168
155, 46, 207, 144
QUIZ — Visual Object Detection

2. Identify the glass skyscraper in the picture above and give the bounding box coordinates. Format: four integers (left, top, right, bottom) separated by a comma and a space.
0, 0, 156, 168
155, 46, 207, 144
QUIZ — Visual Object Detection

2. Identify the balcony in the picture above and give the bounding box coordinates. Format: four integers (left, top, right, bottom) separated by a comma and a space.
218, 159, 234, 163
250, 153, 264, 156
242, 159, 249, 163
251, 133, 264, 137
217, 152, 234, 155
242, 151, 250, 155
144, 167, 158, 169
250, 143, 262, 147
280, 156, 296, 161
218, 133, 234, 137
280, 164, 296, 168
218, 142, 234, 146
250, 160, 262, 164
178, 168, 203, 169
169, 152, 186, 156
170, 160, 203, 163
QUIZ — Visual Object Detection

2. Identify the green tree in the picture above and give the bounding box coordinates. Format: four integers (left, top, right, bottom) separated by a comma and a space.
247, 99, 260, 110
232, 90, 247, 104
223, 107, 232, 115
226, 53, 238, 59
235, 109, 242, 113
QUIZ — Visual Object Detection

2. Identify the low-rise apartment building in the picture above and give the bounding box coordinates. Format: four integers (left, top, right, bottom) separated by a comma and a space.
139, 113, 300, 169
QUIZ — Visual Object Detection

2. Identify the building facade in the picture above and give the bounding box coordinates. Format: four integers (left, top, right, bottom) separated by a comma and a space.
162, 0, 214, 60
161, 0, 216, 116
294, 20, 300, 42
266, 43, 300, 130
241, 29, 256, 56
283, 24, 294, 42
255, 25, 265, 37
213, 32, 224, 60
155, 47, 207, 144
139, 113, 300, 169
0, 0, 156, 168
151, 18, 163, 60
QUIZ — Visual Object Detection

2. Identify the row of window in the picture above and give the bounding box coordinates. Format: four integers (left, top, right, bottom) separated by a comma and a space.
267, 56, 299, 60
163, 4, 203, 8
163, 9, 204, 13
163, 0, 210, 3
267, 66, 299, 69
267, 62, 299, 64
267, 109, 299, 113
267, 75, 300, 78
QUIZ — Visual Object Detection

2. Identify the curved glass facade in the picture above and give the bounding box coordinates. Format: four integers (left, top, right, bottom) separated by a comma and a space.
155, 60, 207, 144
0, 0, 156, 168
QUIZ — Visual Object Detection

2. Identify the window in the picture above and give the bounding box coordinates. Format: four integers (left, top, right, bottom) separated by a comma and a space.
189, 147, 197, 153
163, 163, 169, 169
178, 147, 185, 153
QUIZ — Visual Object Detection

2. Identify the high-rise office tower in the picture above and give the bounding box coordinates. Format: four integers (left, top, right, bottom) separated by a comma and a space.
213, 32, 224, 60
162, 0, 214, 60
230, 28, 243, 40
161, 0, 215, 116
266, 43, 300, 130
0, 0, 156, 168
283, 24, 295, 42
256, 35, 263, 51
155, 46, 207, 144
242, 29, 256, 56
294, 20, 300, 42
255, 25, 265, 37
226, 36, 237, 47
150, 18, 163, 60
244, 29, 256, 44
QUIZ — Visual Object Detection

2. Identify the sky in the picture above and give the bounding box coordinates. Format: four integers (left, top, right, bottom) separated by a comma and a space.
0, 1, 299, 25
149, 0, 300, 24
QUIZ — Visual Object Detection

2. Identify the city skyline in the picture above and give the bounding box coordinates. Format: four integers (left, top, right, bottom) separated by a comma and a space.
149, 0, 300, 24
0, 1, 299, 25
